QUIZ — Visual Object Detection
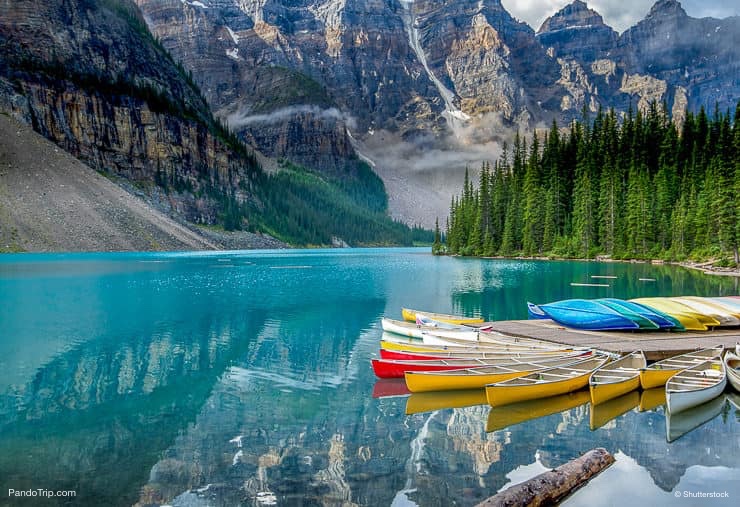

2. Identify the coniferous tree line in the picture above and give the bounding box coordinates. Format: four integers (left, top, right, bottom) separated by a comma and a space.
442, 102, 740, 266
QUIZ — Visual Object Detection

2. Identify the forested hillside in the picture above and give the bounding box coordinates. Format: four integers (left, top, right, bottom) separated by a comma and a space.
442, 103, 740, 265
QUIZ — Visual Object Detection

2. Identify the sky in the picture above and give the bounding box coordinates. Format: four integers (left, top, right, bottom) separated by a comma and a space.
500, 0, 740, 34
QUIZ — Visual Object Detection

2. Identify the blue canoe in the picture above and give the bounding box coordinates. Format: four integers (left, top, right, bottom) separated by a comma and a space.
529, 299, 641, 331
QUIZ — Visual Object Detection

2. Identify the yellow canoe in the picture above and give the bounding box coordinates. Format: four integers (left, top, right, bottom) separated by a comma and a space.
401, 308, 484, 325
405, 389, 488, 414
672, 297, 740, 326
639, 345, 725, 389
589, 391, 640, 430
630, 298, 719, 331
404, 352, 592, 392
486, 389, 590, 432
485, 355, 610, 407
379, 339, 564, 356
589, 350, 646, 405
638, 387, 667, 411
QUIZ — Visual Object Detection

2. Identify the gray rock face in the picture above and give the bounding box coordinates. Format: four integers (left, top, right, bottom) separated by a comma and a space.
537, 0, 740, 124
0, 0, 262, 227
537, 0, 618, 63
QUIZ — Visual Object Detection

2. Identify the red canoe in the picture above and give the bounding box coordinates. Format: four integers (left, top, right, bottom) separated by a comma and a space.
371, 353, 586, 379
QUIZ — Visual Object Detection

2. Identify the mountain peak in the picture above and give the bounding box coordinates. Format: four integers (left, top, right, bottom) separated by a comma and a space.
537, 1, 609, 35
647, 0, 687, 19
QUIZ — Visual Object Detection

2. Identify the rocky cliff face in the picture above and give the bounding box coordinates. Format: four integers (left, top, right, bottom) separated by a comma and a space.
537, 0, 740, 123
132, 0, 740, 228
0, 0, 262, 227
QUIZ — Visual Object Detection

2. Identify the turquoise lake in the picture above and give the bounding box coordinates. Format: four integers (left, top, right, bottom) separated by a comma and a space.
0, 248, 738, 506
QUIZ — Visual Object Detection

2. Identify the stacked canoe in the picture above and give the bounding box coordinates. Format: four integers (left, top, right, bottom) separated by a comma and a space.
528, 296, 740, 332
372, 307, 739, 434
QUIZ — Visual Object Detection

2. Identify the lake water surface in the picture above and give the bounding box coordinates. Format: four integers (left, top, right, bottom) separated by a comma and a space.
1, 248, 738, 506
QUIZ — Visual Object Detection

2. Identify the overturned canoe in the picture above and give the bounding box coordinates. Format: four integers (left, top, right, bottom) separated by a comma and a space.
596, 300, 660, 329
666, 357, 726, 414
639, 346, 724, 389
485, 355, 611, 407
671, 297, 740, 327
589, 350, 646, 405
530, 300, 640, 331
630, 298, 718, 331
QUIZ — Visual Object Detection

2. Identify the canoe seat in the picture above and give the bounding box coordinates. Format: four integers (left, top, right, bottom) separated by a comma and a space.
669, 380, 716, 387
593, 373, 635, 380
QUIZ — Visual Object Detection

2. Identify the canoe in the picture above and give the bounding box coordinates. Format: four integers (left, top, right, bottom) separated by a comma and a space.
527, 302, 549, 319
639, 345, 724, 389
710, 297, 740, 312
404, 352, 593, 393
666, 394, 726, 442
401, 308, 484, 325
380, 336, 524, 355
380, 347, 580, 361
420, 328, 482, 342
405, 389, 488, 414
638, 387, 666, 412
530, 300, 640, 331
616, 299, 684, 330
665, 357, 726, 414
423, 330, 568, 351
671, 297, 740, 326
724, 349, 740, 392
485, 390, 590, 432
596, 300, 660, 329
485, 355, 611, 407
630, 298, 718, 331
372, 352, 591, 379
381, 317, 478, 340
589, 390, 640, 430
589, 350, 647, 405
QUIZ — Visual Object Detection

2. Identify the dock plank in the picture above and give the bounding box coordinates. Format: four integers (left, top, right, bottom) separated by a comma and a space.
485, 319, 740, 361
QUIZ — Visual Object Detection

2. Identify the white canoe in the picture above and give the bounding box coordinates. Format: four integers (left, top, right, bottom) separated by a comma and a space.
422, 330, 567, 351
671, 297, 740, 326
381, 317, 476, 340
665, 357, 726, 414
724, 349, 740, 393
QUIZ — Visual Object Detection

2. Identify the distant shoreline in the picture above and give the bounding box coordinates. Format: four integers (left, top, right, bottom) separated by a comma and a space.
463, 253, 740, 279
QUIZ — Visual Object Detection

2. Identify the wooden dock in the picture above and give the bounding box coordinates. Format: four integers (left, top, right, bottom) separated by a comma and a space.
484, 319, 740, 361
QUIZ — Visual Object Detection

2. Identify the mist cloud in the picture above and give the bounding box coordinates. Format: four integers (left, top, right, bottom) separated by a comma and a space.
226, 105, 356, 129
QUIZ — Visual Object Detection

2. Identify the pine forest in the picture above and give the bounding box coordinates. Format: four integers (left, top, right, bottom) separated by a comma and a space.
438, 103, 740, 266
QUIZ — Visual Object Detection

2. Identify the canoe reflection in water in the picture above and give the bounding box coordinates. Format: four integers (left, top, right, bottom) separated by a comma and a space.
486, 390, 590, 432
589, 390, 640, 431
666, 394, 727, 443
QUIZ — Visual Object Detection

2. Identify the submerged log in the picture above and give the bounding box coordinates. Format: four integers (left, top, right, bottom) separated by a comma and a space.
476, 447, 615, 507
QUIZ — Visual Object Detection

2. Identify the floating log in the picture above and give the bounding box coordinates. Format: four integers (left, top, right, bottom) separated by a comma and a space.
475, 448, 615, 507
590, 275, 617, 279
570, 282, 610, 287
